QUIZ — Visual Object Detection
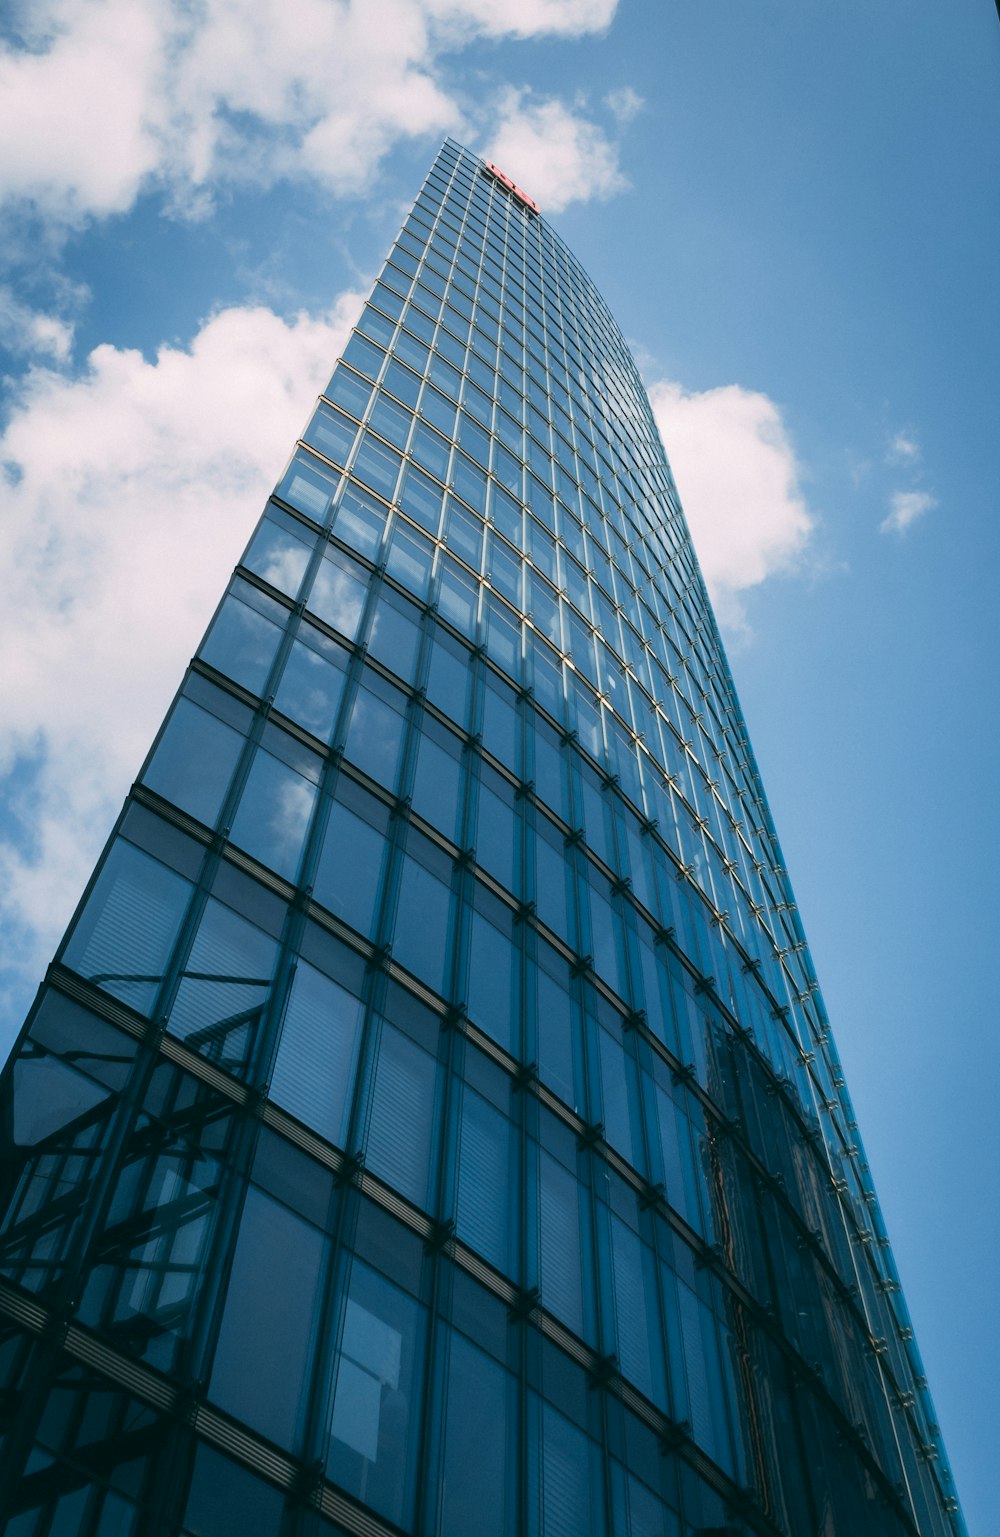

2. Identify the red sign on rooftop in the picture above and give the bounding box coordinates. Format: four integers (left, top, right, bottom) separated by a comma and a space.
483, 160, 540, 215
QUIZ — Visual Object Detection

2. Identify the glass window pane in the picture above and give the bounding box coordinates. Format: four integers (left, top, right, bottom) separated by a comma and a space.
229, 749, 318, 882
269, 961, 364, 1147
199, 582, 286, 695
327, 1261, 426, 1529
411, 729, 462, 842
143, 696, 244, 828
208, 1180, 326, 1443
313, 791, 388, 937
302, 402, 358, 467
466, 906, 515, 1055
273, 624, 350, 741
166, 897, 278, 1075
307, 548, 369, 639
63, 840, 192, 1014
456, 1087, 512, 1273
327, 365, 373, 418
242, 509, 315, 597
183, 1452, 284, 1535
344, 676, 407, 790
367, 593, 423, 684
391, 850, 451, 992
537, 1151, 585, 1336
385, 520, 433, 600
364, 1021, 437, 1207
353, 434, 403, 500
398, 463, 444, 534
439, 1331, 512, 1537
332, 482, 387, 559
276, 448, 339, 524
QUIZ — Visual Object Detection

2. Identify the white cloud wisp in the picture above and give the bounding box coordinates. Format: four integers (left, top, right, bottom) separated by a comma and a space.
880, 489, 936, 536
648, 379, 816, 631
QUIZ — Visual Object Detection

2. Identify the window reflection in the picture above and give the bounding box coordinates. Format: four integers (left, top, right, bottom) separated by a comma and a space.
327, 1260, 425, 1529
166, 897, 279, 1077
201, 584, 288, 697
63, 839, 193, 1015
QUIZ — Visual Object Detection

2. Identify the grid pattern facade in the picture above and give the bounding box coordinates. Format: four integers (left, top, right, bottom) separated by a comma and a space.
0, 140, 964, 1537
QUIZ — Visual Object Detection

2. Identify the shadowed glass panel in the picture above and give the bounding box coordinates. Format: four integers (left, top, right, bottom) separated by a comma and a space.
63, 840, 193, 1014
209, 1186, 326, 1449
268, 962, 364, 1147
326, 1261, 426, 1529
198, 580, 287, 696
166, 897, 279, 1075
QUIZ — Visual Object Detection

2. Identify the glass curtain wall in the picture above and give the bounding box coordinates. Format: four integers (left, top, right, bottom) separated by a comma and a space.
0, 140, 965, 1537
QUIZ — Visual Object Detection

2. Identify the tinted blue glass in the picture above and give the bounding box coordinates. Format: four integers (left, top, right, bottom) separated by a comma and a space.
183, 1444, 285, 1536
344, 675, 407, 789
364, 1020, 437, 1207
386, 519, 433, 599
537, 1150, 585, 1336
426, 633, 471, 728
229, 748, 318, 882
437, 557, 478, 638
276, 447, 339, 522
536, 960, 575, 1108
269, 961, 364, 1145
303, 402, 358, 466
398, 462, 443, 533
466, 905, 515, 1054
392, 848, 451, 991
354, 434, 403, 499
332, 482, 387, 558
199, 581, 286, 695
326, 1261, 426, 1527
475, 771, 515, 889
273, 624, 349, 741
242, 508, 315, 597
411, 729, 462, 841
209, 1187, 325, 1448
167, 898, 278, 1072
327, 365, 373, 417
63, 840, 192, 1014
307, 547, 368, 638
439, 1331, 512, 1537
456, 1086, 512, 1272
143, 697, 244, 827
313, 793, 387, 936
367, 592, 422, 684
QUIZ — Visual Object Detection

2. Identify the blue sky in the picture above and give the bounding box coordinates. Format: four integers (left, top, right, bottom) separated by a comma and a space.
0, 0, 997, 1527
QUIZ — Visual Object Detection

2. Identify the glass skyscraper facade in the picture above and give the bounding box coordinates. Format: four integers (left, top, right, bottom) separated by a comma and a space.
0, 140, 964, 1537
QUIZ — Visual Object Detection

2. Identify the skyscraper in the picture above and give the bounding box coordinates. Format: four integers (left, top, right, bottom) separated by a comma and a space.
0, 138, 964, 1535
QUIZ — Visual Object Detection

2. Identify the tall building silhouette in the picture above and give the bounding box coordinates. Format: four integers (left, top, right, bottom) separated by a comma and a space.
0, 141, 964, 1536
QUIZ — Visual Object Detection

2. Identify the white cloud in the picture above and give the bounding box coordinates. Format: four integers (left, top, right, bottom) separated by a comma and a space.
604, 85, 644, 124
887, 429, 920, 465
427, 0, 618, 39
484, 88, 628, 215
0, 286, 74, 360
0, 0, 168, 221
648, 379, 816, 631
0, 290, 365, 996
0, 0, 624, 225
880, 489, 936, 536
